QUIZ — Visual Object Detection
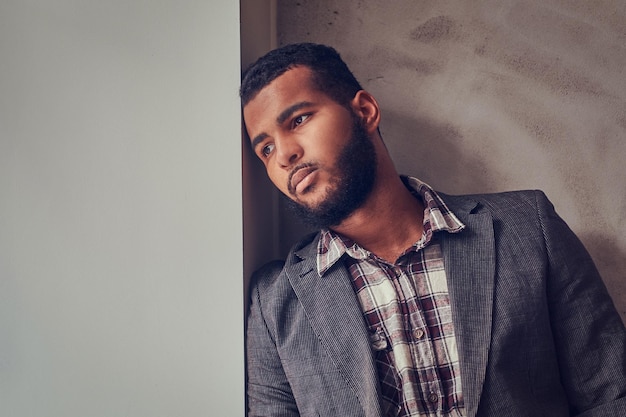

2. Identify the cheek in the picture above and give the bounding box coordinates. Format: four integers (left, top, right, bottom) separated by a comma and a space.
266, 167, 287, 190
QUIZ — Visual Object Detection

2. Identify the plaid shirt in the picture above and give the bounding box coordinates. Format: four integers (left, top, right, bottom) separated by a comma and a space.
317, 177, 466, 417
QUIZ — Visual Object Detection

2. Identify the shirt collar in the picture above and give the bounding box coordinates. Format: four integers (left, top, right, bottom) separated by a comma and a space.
316, 176, 465, 276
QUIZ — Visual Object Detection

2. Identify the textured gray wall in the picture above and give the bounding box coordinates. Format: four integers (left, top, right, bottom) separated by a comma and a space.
276, 0, 626, 320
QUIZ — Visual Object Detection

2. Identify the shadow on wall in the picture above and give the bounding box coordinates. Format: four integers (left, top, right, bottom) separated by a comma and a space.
581, 232, 626, 320
381, 109, 500, 195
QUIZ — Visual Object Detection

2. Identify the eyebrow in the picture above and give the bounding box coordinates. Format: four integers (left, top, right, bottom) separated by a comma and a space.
277, 101, 313, 124
250, 101, 314, 150
250, 133, 268, 150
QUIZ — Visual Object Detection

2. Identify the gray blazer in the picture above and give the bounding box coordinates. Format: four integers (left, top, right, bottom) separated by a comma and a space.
246, 190, 626, 417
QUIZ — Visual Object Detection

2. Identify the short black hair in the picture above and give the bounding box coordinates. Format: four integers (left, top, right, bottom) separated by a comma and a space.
240, 43, 363, 107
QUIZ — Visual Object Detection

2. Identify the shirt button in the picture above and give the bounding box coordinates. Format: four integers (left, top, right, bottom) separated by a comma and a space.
428, 393, 439, 403
413, 329, 425, 339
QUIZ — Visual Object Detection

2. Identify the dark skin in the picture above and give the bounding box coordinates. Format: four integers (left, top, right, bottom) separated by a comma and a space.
243, 66, 425, 263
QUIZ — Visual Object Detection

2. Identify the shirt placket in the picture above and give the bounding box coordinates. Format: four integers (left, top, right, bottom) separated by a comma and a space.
394, 263, 443, 416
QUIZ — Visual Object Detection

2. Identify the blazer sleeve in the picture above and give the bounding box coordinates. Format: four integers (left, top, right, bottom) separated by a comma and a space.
537, 191, 626, 416
246, 261, 300, 417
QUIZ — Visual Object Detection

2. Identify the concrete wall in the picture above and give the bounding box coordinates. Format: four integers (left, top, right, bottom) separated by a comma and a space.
0, 1, 243, 415
276, 0, 626, 320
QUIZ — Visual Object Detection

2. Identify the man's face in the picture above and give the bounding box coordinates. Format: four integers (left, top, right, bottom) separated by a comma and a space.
243, 66, 377, 228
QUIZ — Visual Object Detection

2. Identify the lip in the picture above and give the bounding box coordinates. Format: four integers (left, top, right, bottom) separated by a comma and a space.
289, 165, 317, 196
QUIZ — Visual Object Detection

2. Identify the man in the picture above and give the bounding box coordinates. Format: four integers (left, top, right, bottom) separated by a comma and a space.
241, 43, 626, 417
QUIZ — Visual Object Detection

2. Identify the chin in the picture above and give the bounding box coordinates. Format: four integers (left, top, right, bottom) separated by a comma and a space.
294, 185, 330, 207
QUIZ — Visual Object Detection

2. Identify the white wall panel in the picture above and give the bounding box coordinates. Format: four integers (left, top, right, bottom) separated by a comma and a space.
0, 1, 243, 415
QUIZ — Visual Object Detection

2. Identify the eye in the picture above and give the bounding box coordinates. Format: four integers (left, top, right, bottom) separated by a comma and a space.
261, 143, 275, 158
293, 114, 310, 127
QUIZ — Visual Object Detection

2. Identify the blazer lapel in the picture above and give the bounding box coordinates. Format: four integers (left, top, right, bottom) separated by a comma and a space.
439, 196, 496, 417
285, 239, 383, 417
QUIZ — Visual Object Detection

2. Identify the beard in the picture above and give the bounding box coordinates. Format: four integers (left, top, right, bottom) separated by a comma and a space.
282, 117, 377, 229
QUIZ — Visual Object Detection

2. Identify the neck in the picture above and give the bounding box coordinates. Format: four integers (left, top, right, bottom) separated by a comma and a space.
331, 173, 424, 263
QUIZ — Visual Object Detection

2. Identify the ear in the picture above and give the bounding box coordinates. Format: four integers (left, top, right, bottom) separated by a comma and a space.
350, 90, 381, 134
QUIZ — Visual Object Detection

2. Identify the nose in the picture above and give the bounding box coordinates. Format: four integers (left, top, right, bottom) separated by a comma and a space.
275, 138, 303, 168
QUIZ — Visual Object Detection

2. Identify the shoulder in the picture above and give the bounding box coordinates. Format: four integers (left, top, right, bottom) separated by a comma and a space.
437, 189, 566, 249
247, 232, 321, 331
440, 188, 548, 207
439, 189, 555, 220
248, 231, 320, 294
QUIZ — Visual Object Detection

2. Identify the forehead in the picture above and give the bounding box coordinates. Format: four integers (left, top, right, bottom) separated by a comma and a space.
243, 67, 327, 126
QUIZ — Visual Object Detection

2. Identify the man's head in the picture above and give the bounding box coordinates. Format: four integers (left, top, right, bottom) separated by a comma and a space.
241, 44, 382, 229
240, 43, 363, 109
